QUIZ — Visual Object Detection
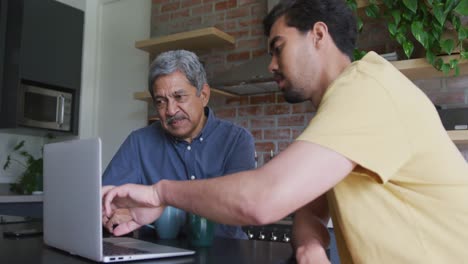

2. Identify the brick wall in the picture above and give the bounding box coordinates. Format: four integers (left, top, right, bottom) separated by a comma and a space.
208, 76, 468, 166
150, 0, 468, 165
208, 92, 316, 166
151, 0, 268, 77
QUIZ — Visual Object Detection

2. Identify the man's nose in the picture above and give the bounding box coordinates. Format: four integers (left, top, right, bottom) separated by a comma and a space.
268, 56, 278, 73
165, 100, 178, 116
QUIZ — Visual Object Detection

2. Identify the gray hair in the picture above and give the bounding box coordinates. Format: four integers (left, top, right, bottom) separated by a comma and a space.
148, 50, 207, 99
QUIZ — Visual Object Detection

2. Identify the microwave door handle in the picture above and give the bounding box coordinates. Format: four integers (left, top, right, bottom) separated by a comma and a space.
56, 95, 65, 126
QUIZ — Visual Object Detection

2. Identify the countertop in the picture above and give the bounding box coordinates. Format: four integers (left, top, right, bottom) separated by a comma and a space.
0, 194, 43, 203
0, 222, 295, 264
0, 184, 43, 203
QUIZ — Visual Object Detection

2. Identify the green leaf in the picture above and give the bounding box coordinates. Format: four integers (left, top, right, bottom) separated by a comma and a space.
461, 51, 468, 59
432, 23, 443, 39
449, 59, 458, 69
451, 15, 461, 31
411, 21, 425, 45
454, 0, 468, 16
365, 4, 380, 18
396, 32, 407, 46
388, 23, 397, 36
357, 17, 364, 32
391, 10, 401, 26
434, 58, 444, 70
13, 141, 25, 151
346, 0, 357, 12
441, 63, 450, 75
353, 49, 367, 61
444, 0, 458, 12
455, 64, 460, 76
402, 10, 413, 21
402, 0, 418, 13
459, 27, 468, 41
403, 41, 414, 58
440, 38, 455, 55
432, 4, 446, 26
426, 50, 436, 65
382, 0, 394, 7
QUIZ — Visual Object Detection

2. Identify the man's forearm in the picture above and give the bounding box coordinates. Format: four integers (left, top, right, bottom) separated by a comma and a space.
155, 174, 264, 226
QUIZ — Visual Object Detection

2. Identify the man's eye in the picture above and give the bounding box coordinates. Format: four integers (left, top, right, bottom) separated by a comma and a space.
175, 94, 187, 101
155, 99, 166, 107
274, 46, 281, 55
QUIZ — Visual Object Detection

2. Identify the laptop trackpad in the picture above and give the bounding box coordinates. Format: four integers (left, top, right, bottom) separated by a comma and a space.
104, 237, 187, 253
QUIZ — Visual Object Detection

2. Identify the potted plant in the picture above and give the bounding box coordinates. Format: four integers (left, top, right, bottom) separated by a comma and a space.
346, 0, 468, 75
3, 140, 43, 195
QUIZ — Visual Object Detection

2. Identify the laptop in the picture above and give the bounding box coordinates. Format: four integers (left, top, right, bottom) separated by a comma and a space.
43, 138, 195, 262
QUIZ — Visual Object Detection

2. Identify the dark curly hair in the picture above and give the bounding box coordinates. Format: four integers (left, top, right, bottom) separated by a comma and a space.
263, 0, 357, 60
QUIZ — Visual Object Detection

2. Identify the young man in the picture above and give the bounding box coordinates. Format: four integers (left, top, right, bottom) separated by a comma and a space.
102, 1, 468, 263
102, 50, 255, 240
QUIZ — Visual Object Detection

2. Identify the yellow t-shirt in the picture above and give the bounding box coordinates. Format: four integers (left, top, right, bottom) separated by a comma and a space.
297, 52, 468, 263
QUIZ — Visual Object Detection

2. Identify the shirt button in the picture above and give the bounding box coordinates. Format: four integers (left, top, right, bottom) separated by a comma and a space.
187, 146, 191, 150
200, 137, 203, 142
190, 175, 196, 180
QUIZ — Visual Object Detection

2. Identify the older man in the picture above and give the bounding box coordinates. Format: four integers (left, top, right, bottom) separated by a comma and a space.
102, 50, 255, 239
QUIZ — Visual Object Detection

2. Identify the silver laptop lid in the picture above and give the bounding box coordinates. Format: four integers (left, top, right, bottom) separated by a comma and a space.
43, 138, 103, 261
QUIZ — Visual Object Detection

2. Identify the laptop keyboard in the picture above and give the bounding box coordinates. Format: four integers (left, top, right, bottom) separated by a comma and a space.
103, 241, 150, 256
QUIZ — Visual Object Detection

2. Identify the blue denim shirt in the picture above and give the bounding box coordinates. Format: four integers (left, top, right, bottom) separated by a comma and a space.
102, 107, 255, 239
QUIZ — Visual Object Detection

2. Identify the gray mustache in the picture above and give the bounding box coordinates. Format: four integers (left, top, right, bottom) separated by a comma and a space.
166, 115, 187, 125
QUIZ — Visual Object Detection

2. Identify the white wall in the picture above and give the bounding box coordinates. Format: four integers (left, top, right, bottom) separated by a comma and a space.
79, 0, 149, 168
0, 133, 45, 183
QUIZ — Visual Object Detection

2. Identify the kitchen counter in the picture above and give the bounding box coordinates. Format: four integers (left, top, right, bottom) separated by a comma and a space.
0, 222, 295, 264
0, 194, 43, 203
0, 185, 43, 218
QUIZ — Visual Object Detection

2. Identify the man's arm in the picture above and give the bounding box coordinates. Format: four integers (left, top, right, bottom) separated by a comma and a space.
157, 140, 356, 226
292, 195, 331, 263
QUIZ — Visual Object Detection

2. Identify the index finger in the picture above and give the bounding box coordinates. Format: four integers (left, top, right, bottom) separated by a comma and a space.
103, 187, 119, 218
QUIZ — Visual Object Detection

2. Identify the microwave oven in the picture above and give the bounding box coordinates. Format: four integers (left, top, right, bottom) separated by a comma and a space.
18, 80, 73, 132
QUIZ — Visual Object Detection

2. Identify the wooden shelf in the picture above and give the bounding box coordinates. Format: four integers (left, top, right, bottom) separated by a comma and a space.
391, 55, 468, 80
134, 91, 152, 102
135, 27, 235, 54
356, 0, 381, 8
448, 130, 468, 145
133, 88, 238, 103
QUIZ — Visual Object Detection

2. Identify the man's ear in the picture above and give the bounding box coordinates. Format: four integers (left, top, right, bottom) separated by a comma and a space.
200, 84, 210, 106
311, 21, 328, 47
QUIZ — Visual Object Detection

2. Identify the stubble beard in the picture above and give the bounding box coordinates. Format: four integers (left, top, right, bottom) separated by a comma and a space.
282, 85, 307, 104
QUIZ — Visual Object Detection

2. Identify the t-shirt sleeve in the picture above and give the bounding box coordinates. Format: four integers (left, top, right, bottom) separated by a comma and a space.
297, 72, 411, 183
102, 133, 142, 186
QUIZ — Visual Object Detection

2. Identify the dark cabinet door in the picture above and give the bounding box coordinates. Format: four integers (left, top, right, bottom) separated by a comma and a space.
20, 0, 84, 90
0, 0, 23, 128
